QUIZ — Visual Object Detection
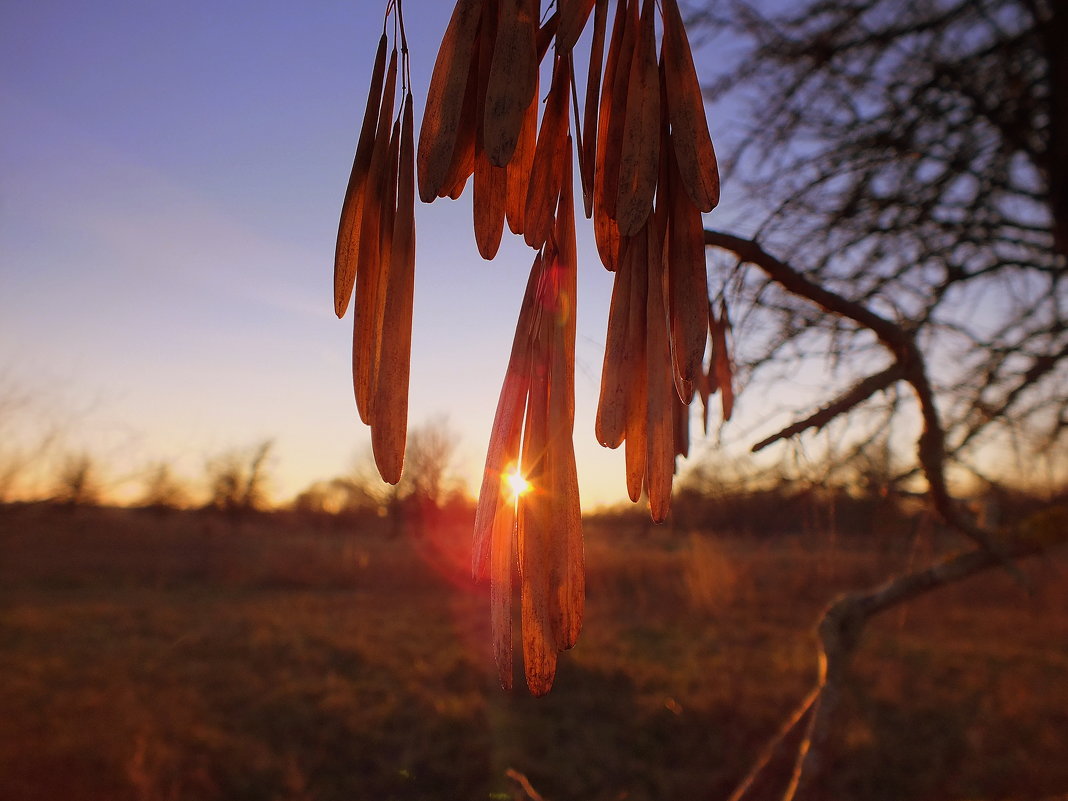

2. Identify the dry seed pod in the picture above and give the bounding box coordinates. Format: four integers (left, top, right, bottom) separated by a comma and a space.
710, 299, 734, 421
519, 292, 556, 696
490, 471, 517, 689
673, 391, 690, 459
595, 248, 633, 447
547, 296, 582, 653
622, 230, 649, 502
591, 0, 629, 269
555, 141, 579, 425
484, 0, 538, 167
523, 54, 570, 249
474, 0, 507, 259
556, 0, 596, 53
662, 0, 720, 212
506, 82, 538, 234
352, 48, 398, 425
473, 257, 542, 575
418, 0, 483, 202
439, 34, 481, 199
614, 0, 659, 237
667, 135, 709, 394
600, 0, 638, 225
335, 34, 387, 319
644, 212, 673, 523
579, 0, 608, 219
371, 92, 416, 485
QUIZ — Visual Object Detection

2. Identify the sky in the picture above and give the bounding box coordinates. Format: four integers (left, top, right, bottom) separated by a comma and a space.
0, 0, 767, 508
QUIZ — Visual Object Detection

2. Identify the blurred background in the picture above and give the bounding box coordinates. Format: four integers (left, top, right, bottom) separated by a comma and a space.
2, 0, 1066, 799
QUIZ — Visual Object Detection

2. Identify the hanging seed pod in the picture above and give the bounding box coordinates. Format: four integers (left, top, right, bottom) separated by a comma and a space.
710, 298, 734, 421
439, 35, 481, 199
667, 135, 709, 397
548, 304, 583, 655
418, 0, 483, 202
371, 92, 416, 485
673, 391, 690, 460
524, 54, 570, 249
615, 0, 659, 237
595, 248, 633, 448
473, 258, 541, 575
474, 0, 507, 259
579, 0, 608, 219
556, 0, 596, 53
335, 34, 387, 319
599, 0, 638, 226
661, 0, 720, 212
556, 142, 578, 425
591, 0, 633, 269
519, 333, 556, 695
644, 211, 673, 524
484, 0, 538, 167
352, 47, 398, 425
506, 79, 538, 234
623, 230, 649, 502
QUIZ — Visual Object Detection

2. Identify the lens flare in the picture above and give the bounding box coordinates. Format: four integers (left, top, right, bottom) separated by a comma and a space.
505, 469, 531, 502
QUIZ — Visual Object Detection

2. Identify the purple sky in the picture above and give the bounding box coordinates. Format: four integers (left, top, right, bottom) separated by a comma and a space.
0, 0, 768, 507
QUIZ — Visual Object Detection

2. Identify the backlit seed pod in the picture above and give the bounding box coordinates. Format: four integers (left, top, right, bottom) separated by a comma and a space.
579, 0, 608, 218
484, 0, 538, 167
352, 47, 398, 425
556, 0, 596, 53
615, 0, 659, 236
371, 92, 416, 485
667, 134, 709, 397
600, 0, 638, 226
473, 0, 507, 259
711, 298, 735, 421
418, 0, 483, 202
661, 0, 720, 212
524, 54, 571, 249
334, 34, 387, 319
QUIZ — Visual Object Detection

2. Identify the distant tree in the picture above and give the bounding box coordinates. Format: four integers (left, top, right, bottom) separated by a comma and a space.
204, 440, 273, 515
388, 417, 463, 534
53, 452, 101, 507
138, 461, 190, 511
0, 379, 61, 503
291, 472, 383, 524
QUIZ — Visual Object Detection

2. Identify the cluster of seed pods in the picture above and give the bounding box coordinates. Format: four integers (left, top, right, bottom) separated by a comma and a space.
336, 0, 732, 694
334, 5, 416, 487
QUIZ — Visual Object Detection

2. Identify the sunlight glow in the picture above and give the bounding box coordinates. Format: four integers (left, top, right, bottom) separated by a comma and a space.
505, 469, 531, 502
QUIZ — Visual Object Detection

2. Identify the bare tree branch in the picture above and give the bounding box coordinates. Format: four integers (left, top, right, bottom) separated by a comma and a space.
752, 364, 905, 453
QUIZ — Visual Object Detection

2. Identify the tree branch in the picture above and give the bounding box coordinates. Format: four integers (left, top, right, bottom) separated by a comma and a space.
751, 364, 906, 452
704, 229, 1013, 563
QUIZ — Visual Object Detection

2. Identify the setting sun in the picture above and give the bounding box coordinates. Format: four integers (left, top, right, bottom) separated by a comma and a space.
505, 469, 531, 502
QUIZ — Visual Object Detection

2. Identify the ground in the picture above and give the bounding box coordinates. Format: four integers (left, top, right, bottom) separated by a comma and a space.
1, 504, 1066, 801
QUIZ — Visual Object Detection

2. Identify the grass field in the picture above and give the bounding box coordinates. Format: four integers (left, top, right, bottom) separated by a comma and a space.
1, 504, 1066, 801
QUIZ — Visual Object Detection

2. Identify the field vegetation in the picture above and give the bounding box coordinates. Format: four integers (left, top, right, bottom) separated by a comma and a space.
2, 500, 1065, 801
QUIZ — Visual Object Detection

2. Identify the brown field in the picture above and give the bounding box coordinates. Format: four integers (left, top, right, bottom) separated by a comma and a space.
1, 504, 1066, 801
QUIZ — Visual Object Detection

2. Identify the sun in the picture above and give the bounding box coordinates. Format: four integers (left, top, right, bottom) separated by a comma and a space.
505, 469, 531, 502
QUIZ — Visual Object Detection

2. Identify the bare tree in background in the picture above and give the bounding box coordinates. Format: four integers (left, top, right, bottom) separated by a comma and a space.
138, 461, 191, 512
696, 0, 1066, 480
389, 417, 462, 534
677, 0, 1068, 796
53, 452, 102, 507
0, 380, 62, 503
204, 440, 274, 516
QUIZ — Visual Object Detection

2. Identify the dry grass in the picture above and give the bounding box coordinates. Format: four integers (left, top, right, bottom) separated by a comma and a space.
1, 504, 1066, 801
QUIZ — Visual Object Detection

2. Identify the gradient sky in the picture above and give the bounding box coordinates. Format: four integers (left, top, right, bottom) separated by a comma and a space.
0, 0, 774, 507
